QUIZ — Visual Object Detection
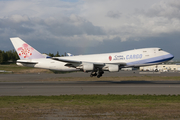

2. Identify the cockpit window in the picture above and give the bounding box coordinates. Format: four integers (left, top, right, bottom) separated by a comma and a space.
158, 49, 163, 51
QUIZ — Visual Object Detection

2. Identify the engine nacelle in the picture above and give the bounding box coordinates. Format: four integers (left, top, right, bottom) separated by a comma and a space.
108, 65, 119, 72
83, 63, 94, 72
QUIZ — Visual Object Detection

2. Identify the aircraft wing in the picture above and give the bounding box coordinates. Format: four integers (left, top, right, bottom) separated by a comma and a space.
52, 57, 81, 64
52, 57, 105, 68
52, 57, 126, 68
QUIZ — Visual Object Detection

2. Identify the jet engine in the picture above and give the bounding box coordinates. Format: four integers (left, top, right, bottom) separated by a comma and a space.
108, 65, 119, 72
82, 63, 94, 72
103, 64, 119, 72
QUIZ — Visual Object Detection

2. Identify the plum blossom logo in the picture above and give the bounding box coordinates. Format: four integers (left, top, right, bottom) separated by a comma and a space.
109, 56, 112, 61
17, 43, 34, 58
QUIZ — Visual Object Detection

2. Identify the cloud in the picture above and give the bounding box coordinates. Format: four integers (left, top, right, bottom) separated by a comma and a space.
9, 15, 29, 23
107, 11, 121, 19
0, 13, 106, 51
81, 0, 180, 39
0, 0, 180, 59
142, 0, 180, 19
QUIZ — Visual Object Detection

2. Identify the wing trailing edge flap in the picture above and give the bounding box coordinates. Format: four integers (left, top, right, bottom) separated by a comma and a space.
52, 57, 105, 68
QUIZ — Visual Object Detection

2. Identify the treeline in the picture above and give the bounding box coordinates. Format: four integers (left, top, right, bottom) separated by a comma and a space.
0, 50, 19, 64
47, 51, 66, 57
0, 50, 66, 64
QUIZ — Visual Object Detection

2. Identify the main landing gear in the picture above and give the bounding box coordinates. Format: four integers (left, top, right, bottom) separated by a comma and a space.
97, 71, 104, 78
90, 72, 97, 77
90, 69, 104, 78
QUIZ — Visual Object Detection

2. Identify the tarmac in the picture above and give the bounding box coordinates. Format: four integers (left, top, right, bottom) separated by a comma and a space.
0, 71, 180, 96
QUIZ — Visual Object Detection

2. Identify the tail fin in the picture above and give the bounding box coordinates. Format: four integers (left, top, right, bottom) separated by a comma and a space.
10, 37, 45, 59
67, 53, 74, 56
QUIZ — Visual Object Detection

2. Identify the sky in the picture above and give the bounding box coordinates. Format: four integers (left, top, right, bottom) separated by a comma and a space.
0, 0, 180, 59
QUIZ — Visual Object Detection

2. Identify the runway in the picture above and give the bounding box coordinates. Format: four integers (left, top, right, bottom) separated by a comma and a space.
0, 71, 180, 96
1, 71, 180, 82
0, 81, 180, 96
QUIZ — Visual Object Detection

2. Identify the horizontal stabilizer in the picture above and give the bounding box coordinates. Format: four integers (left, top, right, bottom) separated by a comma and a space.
17, 60, 38, 64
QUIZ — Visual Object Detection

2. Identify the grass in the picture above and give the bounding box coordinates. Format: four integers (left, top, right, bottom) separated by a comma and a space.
0, 95, 180, 120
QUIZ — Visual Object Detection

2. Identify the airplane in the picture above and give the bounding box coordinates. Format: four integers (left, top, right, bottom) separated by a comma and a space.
10, 37, 174, 78
67, 53, 74, 56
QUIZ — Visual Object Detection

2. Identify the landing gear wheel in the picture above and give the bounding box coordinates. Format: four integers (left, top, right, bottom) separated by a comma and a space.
90, 72, 97, 77
97, 72, 103, 78
97, 75, 101, 78
94, 68, 104, 78
155, 69, 158, 72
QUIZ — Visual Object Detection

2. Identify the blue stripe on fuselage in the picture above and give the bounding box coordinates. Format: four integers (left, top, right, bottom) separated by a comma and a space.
126, 54, 174, 66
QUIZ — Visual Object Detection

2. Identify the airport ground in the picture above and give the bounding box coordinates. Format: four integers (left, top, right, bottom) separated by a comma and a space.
1, 65, 180, 119
1, 71, 180, 96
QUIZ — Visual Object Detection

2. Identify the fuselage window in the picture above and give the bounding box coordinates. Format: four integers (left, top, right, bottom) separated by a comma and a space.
158, 49, 163, 51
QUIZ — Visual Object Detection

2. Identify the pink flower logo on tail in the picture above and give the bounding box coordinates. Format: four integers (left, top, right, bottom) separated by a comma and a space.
17, 43, 34, 58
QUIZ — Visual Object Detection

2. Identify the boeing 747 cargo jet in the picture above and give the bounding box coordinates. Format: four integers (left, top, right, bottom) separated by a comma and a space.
10, 37, 174, 78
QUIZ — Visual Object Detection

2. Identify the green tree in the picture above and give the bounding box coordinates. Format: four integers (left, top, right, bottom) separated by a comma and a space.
0, 50, 3, 64
12, 49, 19, 61
48, 53, 54, 57
55, 51, 60, 57
2, 51, 8, 63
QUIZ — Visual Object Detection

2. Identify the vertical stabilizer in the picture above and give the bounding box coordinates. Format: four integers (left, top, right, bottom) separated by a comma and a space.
10, 37, 45, 59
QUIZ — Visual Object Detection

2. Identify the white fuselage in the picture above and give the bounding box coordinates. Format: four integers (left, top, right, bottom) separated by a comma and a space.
17, 48, 174, 71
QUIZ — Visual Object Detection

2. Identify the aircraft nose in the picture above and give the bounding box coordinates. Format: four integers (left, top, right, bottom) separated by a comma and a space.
169, 54, 174, 60
167, 53, 174, 60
